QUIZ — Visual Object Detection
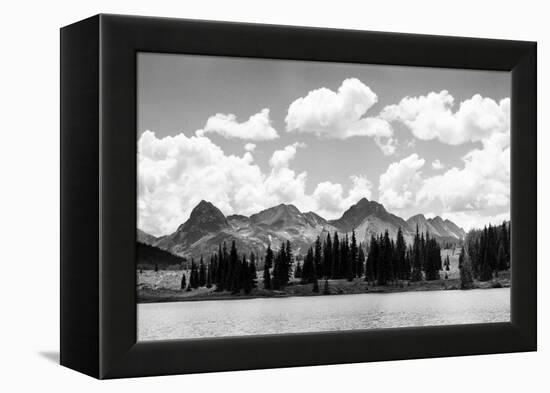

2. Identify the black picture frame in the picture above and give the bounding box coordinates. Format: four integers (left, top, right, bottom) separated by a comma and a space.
60, 14, 537, 379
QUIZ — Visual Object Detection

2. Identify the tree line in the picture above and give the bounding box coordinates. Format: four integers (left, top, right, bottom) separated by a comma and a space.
459, 222, 510, 287
175, 222, 510, 294
178, 226, 446, 294
181, 242, 258, 294
295, 226, 443, 287
294, 231, 365, 285
365, 226, 443, 285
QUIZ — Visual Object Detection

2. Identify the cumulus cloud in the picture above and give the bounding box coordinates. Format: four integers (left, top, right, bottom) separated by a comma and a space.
138, 130, 266, 235
198, 108, 279, 140
269, 142, 304, 169
417, 132, 510, 215
376, 91, 510, 229
432, 159, 444, 170
345, 175, 373, 205
379, 132, 510, 230
380, 91, 510, 146
244, 143, 256, 152
379, 154, 426, 210
285, 78, 396, 155
312, 175, 373, 218
138, 131, 373, 236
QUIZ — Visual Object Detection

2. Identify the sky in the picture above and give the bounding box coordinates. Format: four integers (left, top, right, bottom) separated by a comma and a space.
137, 52, 510, 237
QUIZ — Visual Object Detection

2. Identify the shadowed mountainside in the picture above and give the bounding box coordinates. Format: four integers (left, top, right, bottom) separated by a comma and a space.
139, 198, 465, 260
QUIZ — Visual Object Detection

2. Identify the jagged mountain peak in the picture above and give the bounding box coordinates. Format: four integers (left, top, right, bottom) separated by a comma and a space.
193, 199, 219, 213
330, 197, 389, 232
273, 203, 301, 212
176, 200, 228, 233
250, 203, 306, 228
304, 211, 327, 221
153, 198, 466, 260
408, 213, 427, 221
406, 213, 466, 240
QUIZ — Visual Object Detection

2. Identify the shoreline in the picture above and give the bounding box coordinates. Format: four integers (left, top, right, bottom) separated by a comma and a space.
137, 276, 510, 304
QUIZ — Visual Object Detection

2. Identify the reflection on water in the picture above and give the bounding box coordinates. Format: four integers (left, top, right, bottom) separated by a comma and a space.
137, 288, 510, 341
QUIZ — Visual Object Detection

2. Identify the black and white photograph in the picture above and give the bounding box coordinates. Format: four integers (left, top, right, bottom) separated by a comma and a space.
136, 53, 511, 341
1, 0, 544, 388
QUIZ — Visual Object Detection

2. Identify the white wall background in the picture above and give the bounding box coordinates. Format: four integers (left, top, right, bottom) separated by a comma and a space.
0, 0, 546, 391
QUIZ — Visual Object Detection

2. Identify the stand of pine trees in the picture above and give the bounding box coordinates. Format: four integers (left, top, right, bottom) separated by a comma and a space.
291, 227, 441, 286
365, 226, 440, 285
180, 241, 259, 294
178, 222, 510, 294
459, 246, 474, 289
463, 222, 510, 282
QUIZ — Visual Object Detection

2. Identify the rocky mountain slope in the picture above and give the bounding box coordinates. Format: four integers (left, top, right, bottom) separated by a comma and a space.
137, 228, 158, 245
329, 198, 415, 244
406, 214, 466, 242
140, 198, 465, 260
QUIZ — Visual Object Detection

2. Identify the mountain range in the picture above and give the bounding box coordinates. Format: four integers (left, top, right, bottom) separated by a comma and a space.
138, 198, 466, 260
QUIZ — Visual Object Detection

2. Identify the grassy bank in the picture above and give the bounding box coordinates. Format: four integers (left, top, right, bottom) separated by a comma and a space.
137, 271, 510, 303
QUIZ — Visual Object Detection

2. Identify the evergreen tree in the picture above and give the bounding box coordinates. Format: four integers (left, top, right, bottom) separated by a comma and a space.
239, 255, 256, 294
421, 232, 427, 269
323, 233, 333, 279
357, 245, 365, 278
312, 263, 319, 293
294, 262, 302, 279
377, 231, 392, 286
459, 246, 465, 268
314, 236, 323, 279
240, 255, 250, 294
423, 233, 441, 281
350, 230, 358, 278
265, 244, 274, 269
272, 243, 291, 289
263, 259, 272, 289
190, 259, 199, 289
221, 242, 231, 291
207, 254, 214, 289
199, 256, 206, 287
249, 252, 258, 280
209, 254, 217, 287
460, 251, 474, 289
365, 235, 378, 283
478, 227, 493, 281
206, 265, 212, 288
229, 241, 240, 292
285, 240, 293, 283
488, 224, 498, 272
405, 247, 412, 280
342, 233, 352, 281
465, 222, 511, 280
411, 225, 423, 281
249, 259, 257, 288
444, 255, 451, 271
501, 221, 510, 268
395, 227, 408, 280
497, 243, 507, 272
332, 232, 340, 278
215, 244, 224, 291
301, 247, 315, 284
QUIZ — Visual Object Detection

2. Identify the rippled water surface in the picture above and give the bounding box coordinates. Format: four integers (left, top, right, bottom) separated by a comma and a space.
138, 288, 510, 341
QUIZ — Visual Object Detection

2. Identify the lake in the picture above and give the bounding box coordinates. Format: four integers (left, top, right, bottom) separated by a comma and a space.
137, 288, 510, 341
